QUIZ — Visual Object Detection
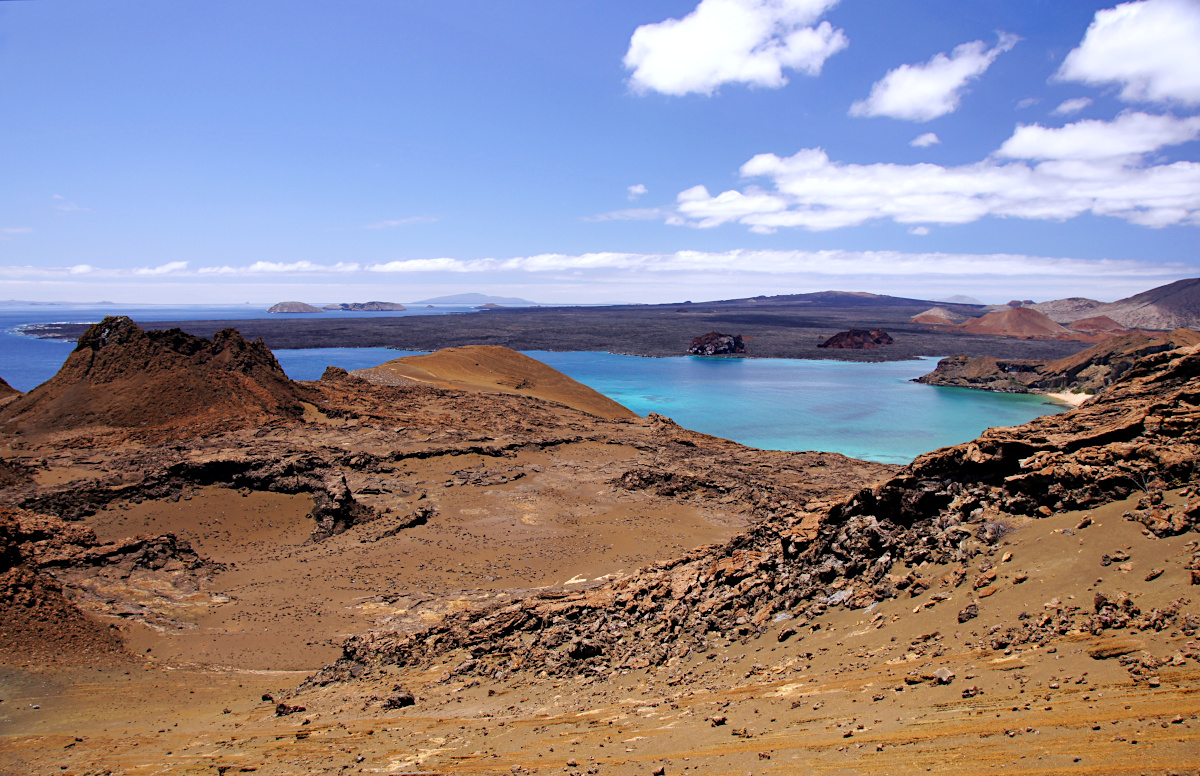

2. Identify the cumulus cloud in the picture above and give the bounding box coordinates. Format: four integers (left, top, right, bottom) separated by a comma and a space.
1053, 97, 1094, 115
624, 0, 847, 96
1057, 0, 1200, 105
133, 261, 188, 276
996, 111, 1200, 161
849, 33, 1018, 121
910, 132, 941, 148
198, 261, 361, 275
627, 183, 648, 200
670, 112, 1200, 232
909, 226, 931, 235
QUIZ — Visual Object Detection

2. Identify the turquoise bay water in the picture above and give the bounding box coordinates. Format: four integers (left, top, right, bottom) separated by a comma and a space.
269, 348, 1065, 465
0, 312, 1066, 465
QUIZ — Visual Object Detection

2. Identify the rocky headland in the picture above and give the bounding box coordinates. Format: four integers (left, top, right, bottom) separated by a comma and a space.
917, 328, 1200, 397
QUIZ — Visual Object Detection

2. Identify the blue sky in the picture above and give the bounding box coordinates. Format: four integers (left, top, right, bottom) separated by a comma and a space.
2, 0, 1199, 304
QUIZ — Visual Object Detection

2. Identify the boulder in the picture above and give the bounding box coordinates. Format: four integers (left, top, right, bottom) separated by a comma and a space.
688, 332, 746, 356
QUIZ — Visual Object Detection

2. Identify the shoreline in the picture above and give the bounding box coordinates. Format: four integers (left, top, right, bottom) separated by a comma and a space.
1041, 390, 1091, 407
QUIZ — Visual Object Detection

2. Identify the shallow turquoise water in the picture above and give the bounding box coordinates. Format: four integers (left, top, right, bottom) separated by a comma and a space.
272, 348, 1065, 465
525, 352, 1065, 465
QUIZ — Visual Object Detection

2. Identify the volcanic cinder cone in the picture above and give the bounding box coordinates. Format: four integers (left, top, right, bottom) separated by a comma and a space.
0, 316, 312, 438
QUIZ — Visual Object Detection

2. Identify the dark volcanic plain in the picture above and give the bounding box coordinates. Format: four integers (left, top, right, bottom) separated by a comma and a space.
26, 293, 1090, 362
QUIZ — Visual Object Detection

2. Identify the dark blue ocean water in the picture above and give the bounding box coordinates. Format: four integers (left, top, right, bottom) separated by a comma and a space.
0, 307, 1067, 464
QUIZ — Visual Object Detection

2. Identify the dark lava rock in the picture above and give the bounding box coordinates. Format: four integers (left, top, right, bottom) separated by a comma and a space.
382, 690, 415, 709
688, 331, 745, 356
275, 702, 306, 716
817, 329, 894, 349
958, 604, 979, 623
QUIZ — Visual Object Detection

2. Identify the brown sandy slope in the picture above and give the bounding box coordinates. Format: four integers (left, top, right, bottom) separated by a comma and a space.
356, 345, 637, 420
918, 327, 1200, 395
0, 316, 312, 439
957, 306, 1073, 339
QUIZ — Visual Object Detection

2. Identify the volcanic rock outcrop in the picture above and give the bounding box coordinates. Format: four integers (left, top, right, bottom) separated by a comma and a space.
312, 341, 1200, 686
688, 331, 745, 356
817, 328, 894, 349
917, 328, 1200, 395
0, 316, 313, 438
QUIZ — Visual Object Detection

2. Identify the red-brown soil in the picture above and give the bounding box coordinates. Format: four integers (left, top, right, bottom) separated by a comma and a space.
356, 345, 636, 420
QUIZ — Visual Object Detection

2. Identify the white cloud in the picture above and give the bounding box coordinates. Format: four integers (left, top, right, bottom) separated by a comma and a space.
849, 33, 1019, 121
584, 207, 676, 223
133, 261, 189, 276
627, 183, 648, 200
1016, 97, 1041, 110
198, 261, 361, 275
69, 264, 94, 275
910, 132, 941, 147
364, 217, 436, 229
624, 0, 847, 96
0, 227, 33, 241
908, 226, 931, 235
670, 112, 1200, 232
997, 111, 1200, 161
1053, 97, 1094, 115
1057, 0, 1200, 105
368, 258, 473, 273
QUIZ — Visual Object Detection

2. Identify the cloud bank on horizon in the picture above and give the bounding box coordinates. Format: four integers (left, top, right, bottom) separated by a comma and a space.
1, 0, 1199, 303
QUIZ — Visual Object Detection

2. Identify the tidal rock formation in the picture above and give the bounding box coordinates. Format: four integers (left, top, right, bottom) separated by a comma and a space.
688, 331, 745, 356
322, 301, 407, 311
0, 316, 313, 439
818, 329, 894, 349
917, 328, 1200, 395
267, 301, 324, 313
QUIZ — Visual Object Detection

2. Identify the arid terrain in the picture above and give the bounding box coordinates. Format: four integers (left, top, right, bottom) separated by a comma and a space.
2, 316, 1199, 775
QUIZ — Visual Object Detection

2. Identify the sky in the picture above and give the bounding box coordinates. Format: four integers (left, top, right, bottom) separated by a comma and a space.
2, 0, 1200, 305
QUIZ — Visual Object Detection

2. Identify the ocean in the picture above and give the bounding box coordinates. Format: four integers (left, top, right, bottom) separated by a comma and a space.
0, 306, 1066, 465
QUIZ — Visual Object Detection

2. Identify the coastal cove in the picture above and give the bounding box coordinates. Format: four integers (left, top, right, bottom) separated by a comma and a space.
183, 346, 1065, 466
1, 311, 1066, 466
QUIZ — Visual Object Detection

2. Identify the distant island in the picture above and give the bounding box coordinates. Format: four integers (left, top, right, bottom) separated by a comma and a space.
415, 292, 538, 306
323, 301, 407, 311
267, 301, 324, 313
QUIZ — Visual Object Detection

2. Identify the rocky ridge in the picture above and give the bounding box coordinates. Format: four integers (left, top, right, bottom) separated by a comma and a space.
688, 331, 745, 356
